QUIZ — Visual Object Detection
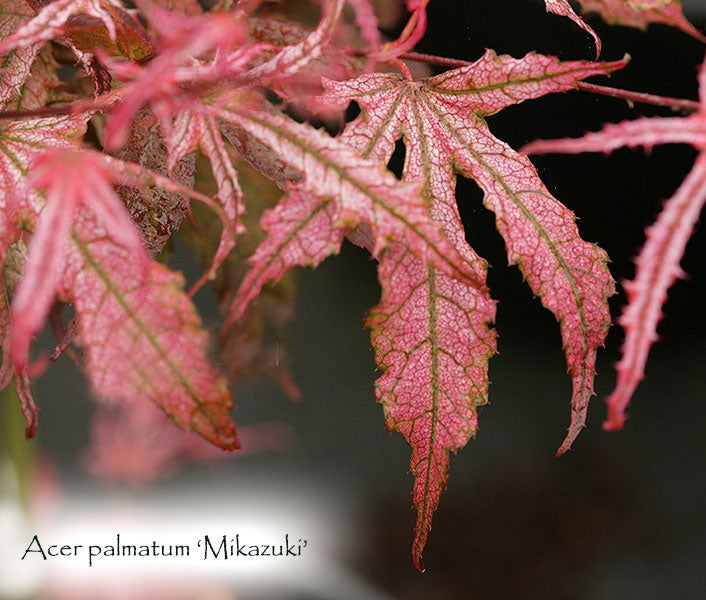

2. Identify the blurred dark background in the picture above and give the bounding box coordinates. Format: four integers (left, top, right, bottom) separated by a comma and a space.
21, 1, 706, 599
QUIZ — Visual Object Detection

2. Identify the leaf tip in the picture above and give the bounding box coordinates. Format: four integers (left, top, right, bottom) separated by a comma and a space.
556, 392, 590, 457
189, 399, 241, 451
555, 432, 575, 457
411, 536, 427, 573
602, 394, 627, 432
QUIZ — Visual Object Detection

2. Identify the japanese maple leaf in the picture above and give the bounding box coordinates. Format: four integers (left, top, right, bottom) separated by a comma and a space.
0, 0, 42, 108
84, 396, 292, 484
220, 98, 485, 329
545, 0, 601, 56
0, 0, 153, 60
219, 49, 625, 567
5, 145, 238, 449
576, 0, 706, 42
524, 55, 706, 431
0, 113, 90, 437
318, 50, 625, 568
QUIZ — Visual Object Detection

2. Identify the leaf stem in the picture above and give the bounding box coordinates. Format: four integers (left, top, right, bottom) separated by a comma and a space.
575, 82, 701, 112
0, 91, 120, 121
400, 52, 701, 113
400, 51, 470, 68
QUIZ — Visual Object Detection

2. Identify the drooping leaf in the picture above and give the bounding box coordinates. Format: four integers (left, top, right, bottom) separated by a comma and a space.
0, 113, 90, 437
524, 56, 706, 430
9, 148, 145, 368
6, 146, 238, 449
544, 0, 601, 56
323, 49, 625, 566
66, 211, 239, 450
577, 0, 705, 42
84, 396, 291, 485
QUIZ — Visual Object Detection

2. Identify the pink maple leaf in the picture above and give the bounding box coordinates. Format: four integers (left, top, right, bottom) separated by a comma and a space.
6, 146, 238, 449
226, 188, 345, 322
576, 0, 706, 42
524, 55, 706, 431
9, 148, 146, 369
0, 0, 43, 108
206, 47, 625, 569
544, 0, 602, 56
220, 98, 486, 331
0, 113, 91, 436
0, 0, 152, 57
322, 49, 625, 568
84, 395, 292, 485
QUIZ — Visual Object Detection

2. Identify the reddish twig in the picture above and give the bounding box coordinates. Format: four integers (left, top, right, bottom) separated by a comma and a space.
576, 82, 700, 112
0, 90, 121, 120
400, 51, 470, 68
